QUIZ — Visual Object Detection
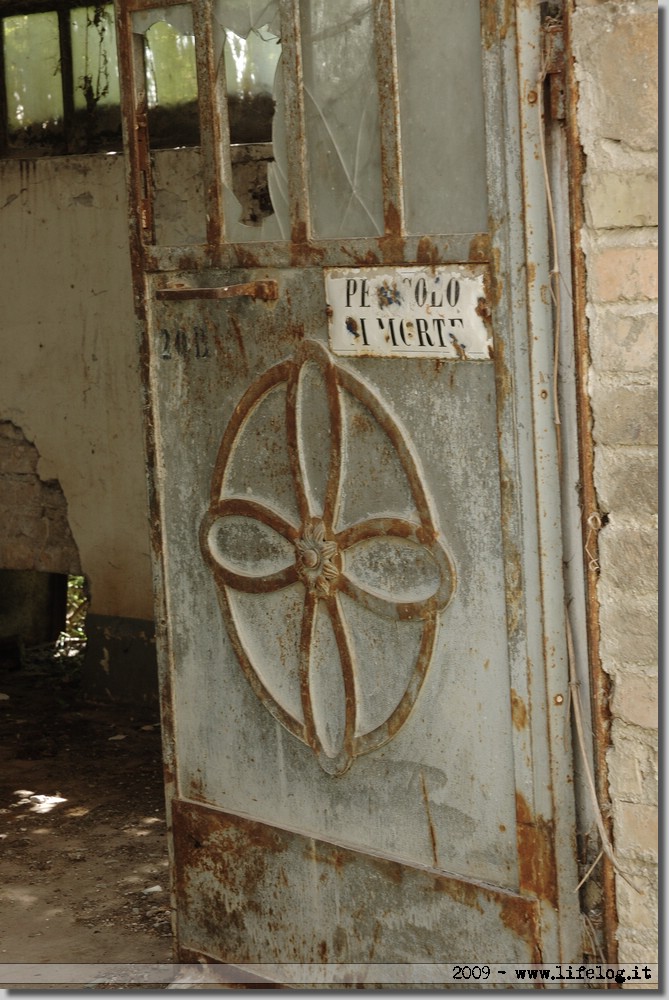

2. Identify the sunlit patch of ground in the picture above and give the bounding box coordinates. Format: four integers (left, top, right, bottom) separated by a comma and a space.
0, 639, 172, 977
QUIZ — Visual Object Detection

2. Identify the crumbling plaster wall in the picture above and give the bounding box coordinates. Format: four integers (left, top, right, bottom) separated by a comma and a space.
0, 154, 154, 622
572, 0, 658, 966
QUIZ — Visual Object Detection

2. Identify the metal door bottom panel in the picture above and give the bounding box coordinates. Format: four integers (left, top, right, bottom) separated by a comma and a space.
172, 799, 542, 968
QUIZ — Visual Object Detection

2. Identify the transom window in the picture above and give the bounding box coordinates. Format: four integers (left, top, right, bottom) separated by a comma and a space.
0, 0, 270, 156
0, 1, 122, 155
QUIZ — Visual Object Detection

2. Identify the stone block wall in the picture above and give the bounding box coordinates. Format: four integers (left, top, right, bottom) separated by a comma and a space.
571, 0, 658, 967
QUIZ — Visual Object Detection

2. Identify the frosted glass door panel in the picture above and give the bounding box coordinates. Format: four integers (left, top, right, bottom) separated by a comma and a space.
396, 0, 488, 235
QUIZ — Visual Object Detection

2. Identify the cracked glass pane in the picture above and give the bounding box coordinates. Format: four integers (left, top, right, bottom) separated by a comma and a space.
134, 6, 200, 147
223, 22, 280, 143
212, 0, 286, 241
395, 0, 488, 235
300, 0, 384, 239
132, 5, 207, 245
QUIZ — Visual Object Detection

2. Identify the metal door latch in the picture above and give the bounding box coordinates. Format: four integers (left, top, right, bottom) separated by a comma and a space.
156, 280, 279, 301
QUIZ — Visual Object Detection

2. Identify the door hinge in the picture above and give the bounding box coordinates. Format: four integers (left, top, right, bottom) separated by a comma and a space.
542, 18, 566, 122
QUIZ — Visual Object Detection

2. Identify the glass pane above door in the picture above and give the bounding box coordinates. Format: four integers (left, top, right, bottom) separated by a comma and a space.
300, 0, 385, 240
395, 0, 488, 235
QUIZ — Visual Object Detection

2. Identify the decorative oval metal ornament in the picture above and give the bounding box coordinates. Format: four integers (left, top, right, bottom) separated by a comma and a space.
201, 341, 456, 775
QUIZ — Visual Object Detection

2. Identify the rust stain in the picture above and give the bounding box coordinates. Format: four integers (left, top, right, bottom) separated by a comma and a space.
416, 237, 441, 265
229, 316, 248, 375
176, 252, 202, 272
491, 319, 513, 420
189, 771, 205, 801
157, 663, 176, 788
366, 855, 404, 887
481, 0, 497, 50
451, 338, 467, 362
351, 409, 372, 435
305, 842, 349, 872
368, 920, 383, 962
499, 898, 543, 962
304, 839, 403, 887
350, 249, 381, 267
468, 232, 491, 262
510, 688, 528, 731
501, 528, 522, 638
173, 801, 290, 914
385, 200, 402, 237
174, 802, 549, 965
235, 248, 262, 269
515, 792, 559, 907
475, 295, 494, 362
288, 224, 325, 268
484, 248, 503, 309
175, 801, 290, 863
430, 874, 484, 915
379, 202, 405, 261
291, 219, 308, 248
156, 280, 278, 302
420, 771, 439, 869
482, 0, 514, 49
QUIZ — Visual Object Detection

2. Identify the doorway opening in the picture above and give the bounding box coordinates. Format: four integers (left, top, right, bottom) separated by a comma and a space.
0, 570, 171, 968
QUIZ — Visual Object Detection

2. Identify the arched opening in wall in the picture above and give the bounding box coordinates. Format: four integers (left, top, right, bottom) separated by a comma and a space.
0, 425, 171, 976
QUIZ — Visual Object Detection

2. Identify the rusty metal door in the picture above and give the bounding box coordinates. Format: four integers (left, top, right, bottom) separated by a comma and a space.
117, 0, 581, 979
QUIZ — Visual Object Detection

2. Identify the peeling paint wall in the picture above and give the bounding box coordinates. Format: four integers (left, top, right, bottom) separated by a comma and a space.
0, 155, 154, 622
571, 0, 658, 967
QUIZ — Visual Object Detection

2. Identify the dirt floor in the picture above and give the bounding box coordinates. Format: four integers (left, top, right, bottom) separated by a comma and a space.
0, 641, 173, 985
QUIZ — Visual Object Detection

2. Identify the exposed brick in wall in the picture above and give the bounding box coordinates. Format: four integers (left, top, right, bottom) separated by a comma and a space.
0, 421, 80, 576
572, 0, 658, 968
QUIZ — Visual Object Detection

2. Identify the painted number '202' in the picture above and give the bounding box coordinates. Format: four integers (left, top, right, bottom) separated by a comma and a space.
160, 327, 210, 360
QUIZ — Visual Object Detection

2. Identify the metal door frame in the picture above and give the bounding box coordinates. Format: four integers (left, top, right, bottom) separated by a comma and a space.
116, 0, 584, 967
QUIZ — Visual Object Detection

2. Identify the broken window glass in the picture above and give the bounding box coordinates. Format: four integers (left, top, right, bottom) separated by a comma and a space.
3, 12, 64, 152
223, 20, 280, 144
134, 6, 200, 148
395, 0, 488, 235
132, 5, 206, 245
213, 0, 286, 241
300, 0, 384, 239
129, 1, 286, 245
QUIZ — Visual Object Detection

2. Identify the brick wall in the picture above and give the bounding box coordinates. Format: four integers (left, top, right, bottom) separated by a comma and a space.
0, 421, 80, 576
572, 0, 658, 966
